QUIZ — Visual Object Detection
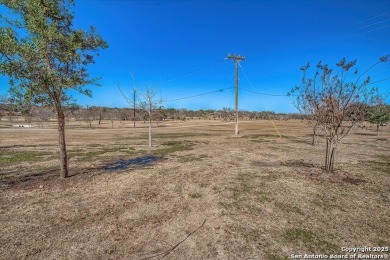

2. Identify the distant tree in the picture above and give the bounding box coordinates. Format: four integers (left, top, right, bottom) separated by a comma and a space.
152, 106, 166, 126
165, 108, 176, 120
82, 106, 95, 128
8, 87, 34, 125
107, 108, 119, 128
0, 94, 20, 122
289, 57, 389, 172
221, 107, 234, 121
97, 107, 106, 124
0, 95, 11, 113
175, 109, 187, 121
369, 102, 390, 132
0, 0, 107, 177
31, 106, 52, 127
0, 96, 6, 119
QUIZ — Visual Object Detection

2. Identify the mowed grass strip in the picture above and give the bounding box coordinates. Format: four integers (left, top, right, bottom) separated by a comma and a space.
153, 140, 197, 156
68, 146, 144, 161
0, 150, 51, 165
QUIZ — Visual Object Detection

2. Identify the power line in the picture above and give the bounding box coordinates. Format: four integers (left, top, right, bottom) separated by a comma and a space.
354, 23, 390, 36
162, 87, 234, 103
155, 60, 229, 86
359, 18, 390, 29
238, 62, 255, 91
369, 76, 390, 85
357, 12, 389, 24
241, 88, 293, 97
239, 63, 294, 97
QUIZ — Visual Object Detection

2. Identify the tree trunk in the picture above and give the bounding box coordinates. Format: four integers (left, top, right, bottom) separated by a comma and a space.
148, 104, 152, 148
329, 145, 337, 172
111, 120, 114, 128
325, 138, 337, 173
57, 109, 68, 178
377, 124, 379, 132
325, 139, 330, 171
312, 126, 318, 146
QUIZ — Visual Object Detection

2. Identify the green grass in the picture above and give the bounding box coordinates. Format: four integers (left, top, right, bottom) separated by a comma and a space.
189, 192, 202, 198
0, 150, 51, 165
69, 146, 142, 161
265, 251, 289, 260
178, 154, 204, 163
154, 141, 196, 156
284, 228, 340, 254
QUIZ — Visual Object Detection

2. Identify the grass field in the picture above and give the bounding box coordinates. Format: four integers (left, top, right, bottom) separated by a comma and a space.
0, 119, 389, 259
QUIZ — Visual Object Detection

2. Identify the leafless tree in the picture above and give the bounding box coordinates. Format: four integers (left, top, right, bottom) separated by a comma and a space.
31, 106, 52, 128
139, 87, 160, 148
289, 56, 389, 172
90, 106, 106, 124
175, 109, 187, 121
107, 109, 119, 128
221, 107, 234, 121
83, 106, 95, 128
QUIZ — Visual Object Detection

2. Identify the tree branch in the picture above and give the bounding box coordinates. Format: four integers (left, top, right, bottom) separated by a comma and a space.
140, 219, 207, 260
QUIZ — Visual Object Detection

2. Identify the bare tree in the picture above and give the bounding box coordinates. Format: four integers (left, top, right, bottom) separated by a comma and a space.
152, 107, 166, 126
31, 106, 52, 128
289, 56, 389, 172
83, 106, 95, 128
91, 106, 106, 125
175, 109, 187, 121
139, 87, 160, 148
107, 108, 119, 128
221, 107, 235, 121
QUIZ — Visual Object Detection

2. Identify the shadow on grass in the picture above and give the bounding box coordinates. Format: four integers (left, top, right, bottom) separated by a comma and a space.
102, 155, 159, 171
1, 167, 59, 187
354, 132, 378, 136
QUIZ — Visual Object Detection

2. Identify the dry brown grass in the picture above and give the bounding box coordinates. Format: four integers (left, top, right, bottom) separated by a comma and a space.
0, 119, 389, 259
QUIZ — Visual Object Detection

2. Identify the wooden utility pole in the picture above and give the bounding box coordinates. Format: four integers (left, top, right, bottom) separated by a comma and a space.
227, 54, 245, 136
133, 88, 136, 128
130, 73, 136, 128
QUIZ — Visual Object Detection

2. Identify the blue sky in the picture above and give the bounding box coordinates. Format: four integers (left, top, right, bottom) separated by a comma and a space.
1, 0, 390, 112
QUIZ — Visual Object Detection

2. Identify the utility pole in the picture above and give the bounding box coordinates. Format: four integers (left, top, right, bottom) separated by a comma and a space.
227, 54, 245, 136
130, 72, 136, 128
133, 88, 136, 128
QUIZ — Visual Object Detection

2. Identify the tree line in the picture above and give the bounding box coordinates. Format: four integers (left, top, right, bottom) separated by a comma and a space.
0, 97, 311, 126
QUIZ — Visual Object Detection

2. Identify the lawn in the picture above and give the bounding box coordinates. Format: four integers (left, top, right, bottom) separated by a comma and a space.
0, 119, 389, 259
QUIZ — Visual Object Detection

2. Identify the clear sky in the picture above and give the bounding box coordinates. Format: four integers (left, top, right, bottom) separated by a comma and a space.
1, 0, 389, 113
